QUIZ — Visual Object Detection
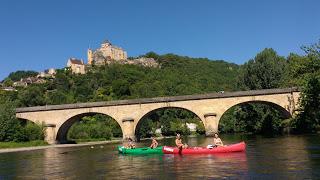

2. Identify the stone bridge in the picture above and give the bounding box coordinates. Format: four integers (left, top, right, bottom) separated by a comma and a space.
16, 88, 300, 144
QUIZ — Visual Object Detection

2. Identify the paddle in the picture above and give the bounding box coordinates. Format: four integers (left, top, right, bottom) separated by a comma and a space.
178, 146, 182, 154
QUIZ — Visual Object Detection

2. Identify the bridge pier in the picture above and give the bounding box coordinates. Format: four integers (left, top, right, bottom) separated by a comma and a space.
122, 118, 136, 140
204, 113, 219, 136
44, 124, 57, 144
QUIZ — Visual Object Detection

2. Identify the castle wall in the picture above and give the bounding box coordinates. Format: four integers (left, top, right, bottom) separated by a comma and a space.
88, 41, 127, 64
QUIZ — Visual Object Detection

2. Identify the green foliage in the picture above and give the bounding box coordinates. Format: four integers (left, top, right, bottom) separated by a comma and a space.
137, 108, 205, 138
3, 53, 239, 107
238, 48, 286, 90
136, 118, 154, 138
284, 40, 320, 133
227, 48, 288, 135
169, 121, 190, 135
291, 76, 320, 133
144, 51, 160, 60
2, 78, 14, 87
219, 104, 284, 134
67, 114, 122, 141
301, 39, 320, 57
18, 85, 46, 107
195, 121, 205, 134
23, 122, 46, 141
7, 70, 38, 82
0, 98, 45, 142
0, 98, 25, 142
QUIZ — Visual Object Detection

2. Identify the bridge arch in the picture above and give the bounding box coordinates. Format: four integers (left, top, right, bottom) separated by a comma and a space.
217, 100, 292, 133
221, 100, 292, 119
134, 106, 205, 140
56, 112, 123, 144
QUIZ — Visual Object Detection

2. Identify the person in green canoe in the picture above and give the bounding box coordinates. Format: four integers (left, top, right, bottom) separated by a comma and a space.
150, 136, 158, 149
125, 137, 136, 149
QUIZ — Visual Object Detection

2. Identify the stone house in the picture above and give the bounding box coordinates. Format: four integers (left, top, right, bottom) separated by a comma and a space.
67, 58, 86, 74
13, 81, 27, 87
38, 68, 56, 78
186, 123, 197, 132
124, 57, 159, 68
1, 87, 17, 91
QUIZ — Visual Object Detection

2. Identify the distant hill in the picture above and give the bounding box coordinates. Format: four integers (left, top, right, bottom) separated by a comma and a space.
1, 52, 240, 107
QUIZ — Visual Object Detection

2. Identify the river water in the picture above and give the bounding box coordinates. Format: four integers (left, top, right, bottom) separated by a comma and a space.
0, 134, 319, 179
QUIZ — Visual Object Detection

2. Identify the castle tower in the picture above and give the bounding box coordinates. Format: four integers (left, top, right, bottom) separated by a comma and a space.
87, 49, 93, 64
101, 40, 111, 49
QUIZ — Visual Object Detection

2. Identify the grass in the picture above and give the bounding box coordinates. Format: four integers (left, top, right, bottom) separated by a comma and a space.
0, 140, 48, 149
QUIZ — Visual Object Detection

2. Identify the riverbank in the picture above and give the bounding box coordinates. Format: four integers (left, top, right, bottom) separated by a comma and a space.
0, 139, 123, 154
0, 135, 192, 154
0, 140, 48, 149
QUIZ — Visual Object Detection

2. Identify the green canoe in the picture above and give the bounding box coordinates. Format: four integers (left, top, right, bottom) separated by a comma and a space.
118, 146, 163, 154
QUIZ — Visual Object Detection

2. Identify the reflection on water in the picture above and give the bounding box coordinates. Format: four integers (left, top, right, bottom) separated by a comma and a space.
0, 135, 319, 179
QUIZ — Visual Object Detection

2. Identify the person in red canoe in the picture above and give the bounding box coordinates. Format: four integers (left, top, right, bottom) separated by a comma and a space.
150, 136, 158, 149
213, 133, 224, 147
175, 133, 188, 150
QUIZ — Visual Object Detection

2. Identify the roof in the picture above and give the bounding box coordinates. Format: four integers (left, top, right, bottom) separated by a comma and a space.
68, 59, 84, 65
102, 39, 111, 44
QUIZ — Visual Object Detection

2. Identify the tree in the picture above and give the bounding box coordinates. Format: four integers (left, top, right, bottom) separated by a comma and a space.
230, 48, 288, 135
24, 122, 46, 141
291, 73, 320, 133
111, 79, 131, 98
144, 51, 160, 60
288, 40, 320, 133
238, 48, 286, 90
18, 85, 46, 107
0, 98, 25, 142
7, 70, 38, 82
284, 40, 320, 85
67, 114, 122, 141
283, 53, 310, 87
301, 39, 320, 57
2, 78, 14, 87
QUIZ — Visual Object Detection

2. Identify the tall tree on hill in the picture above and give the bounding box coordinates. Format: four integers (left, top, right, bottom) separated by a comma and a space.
284, 39, 320, 87
291, 76, 320, 133
290, 40, 320, 133
238, 48, 286, 90
221, 48, 287, 134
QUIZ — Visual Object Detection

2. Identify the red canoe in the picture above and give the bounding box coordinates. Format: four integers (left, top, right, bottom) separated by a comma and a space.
162, 141, 246, 154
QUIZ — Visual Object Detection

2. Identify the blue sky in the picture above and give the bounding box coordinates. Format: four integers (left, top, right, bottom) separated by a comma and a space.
0, 0, 319, 80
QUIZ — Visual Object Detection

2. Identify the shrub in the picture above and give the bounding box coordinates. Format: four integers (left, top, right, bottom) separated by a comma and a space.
23, 122, 46, 141
0, 99, 26, 142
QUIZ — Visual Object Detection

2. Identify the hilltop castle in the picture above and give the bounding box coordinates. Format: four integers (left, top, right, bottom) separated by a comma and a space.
66, 39, 158, 74
87, 40, 127, 65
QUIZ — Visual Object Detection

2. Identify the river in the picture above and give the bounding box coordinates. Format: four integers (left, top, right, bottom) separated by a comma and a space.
0, 134, 319, 179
